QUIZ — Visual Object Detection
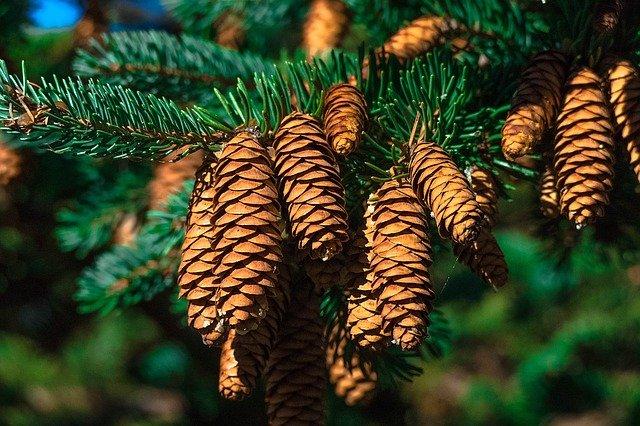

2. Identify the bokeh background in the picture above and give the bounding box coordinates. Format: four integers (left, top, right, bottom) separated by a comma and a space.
2, 1, 640, 424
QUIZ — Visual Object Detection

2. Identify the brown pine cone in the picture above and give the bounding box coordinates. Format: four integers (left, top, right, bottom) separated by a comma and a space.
265, 286, 326, 426
112, 213, 139, 246
218, 267, 291, 401
553, 67, 615, 228
303, 0, 351, 59
369, 179, 434, 350
177, 156, 223, 346
0, 142, 21, 185
604, 58, 640, 183
326, 324, 377, 406
410, 141, 484, 245
73, 0, 108, 48
470, 167, 499, 228
539, 165, 560, 219
341, 227, 369, 291
305, 255, 344, 291
210, 131, 285, 334
594, 0, 624, 34
274, 112, 349, 261
454, 231, 508, 288
323, 84, 368, 156
502, 50, 568, 160
214, 10, 245, 50
149, 148, 204, 210
346, 203, 390, 349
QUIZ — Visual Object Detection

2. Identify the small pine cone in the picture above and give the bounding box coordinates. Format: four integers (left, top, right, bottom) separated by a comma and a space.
214, 10, 245, 50
454, 231, 508, 288
323, 84, 368, 156
303, 0, 350, 58
218, 268, 291, 401
594, 0, 624, 34
274, 112, 349, 260
211, 131, 284, 333
604, 58, 640, 183
410, 141, 484, 245
380, 15, 461, 62
553, 67, 615, 228
305, 255, 344, 291
502, 50, 568, 160
0, 142, 21, 185
539, 165, 560, 219
346, 204, 389, 349
370, 180, 434, 351
326, 324, 377, 406
469, 167, 499, 228
149, 148, 204, 210
177, 156, 223, 345
265, 286, 326, 426
73, 0, 108, 48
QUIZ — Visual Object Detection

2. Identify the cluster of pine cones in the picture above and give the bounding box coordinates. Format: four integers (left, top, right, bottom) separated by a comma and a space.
177, 73, 507, 419
501, 50, 640, 228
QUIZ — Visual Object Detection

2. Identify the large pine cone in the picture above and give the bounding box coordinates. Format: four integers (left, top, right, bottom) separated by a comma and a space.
370, 179, 434, 350
326, 324, 377, 406
410, 140, 484, 245
265, 286, 326, 426
604, 58, 640, 184
218, 267, 291, 401
553, 67, 615, 228
274, 112, 349, 260
323, 83, 368, 156
303, 0, 350, 58
502, 50, 568, 160
454, 231, 508, 288
211, 131, 284, 333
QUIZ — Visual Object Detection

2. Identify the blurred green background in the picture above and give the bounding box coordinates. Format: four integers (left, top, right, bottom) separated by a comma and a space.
2, 1, 640, 425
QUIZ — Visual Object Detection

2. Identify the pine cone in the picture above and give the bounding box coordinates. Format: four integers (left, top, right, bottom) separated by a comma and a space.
410, 140, 484, 245
303, 0, 350, 58
470, 167, 499, 228
380, 15, 461, 62
149, 148, 204, 210
0, 142, 21, 185
211, 131, 285, 333
177, 156, 223, 345
73, 0, 108, 48
604, 58, 640, 183
274, 112, 349, 260
218, 267, 291, 401
539, 165, 560, 219
214, 10, 245, 50
305, 255, 344, 291
341, 227, 369, 291
265, 286, 326, 426
346, 204, 390, 349
553, 67, 615, 228
323, 84, 368, 156
112, 213, 139, 246
594, 0, 624, 33
454, 231, 508, 288
502, 50, 568, 160
370, 179, 434, 350
326, 324, 377, 406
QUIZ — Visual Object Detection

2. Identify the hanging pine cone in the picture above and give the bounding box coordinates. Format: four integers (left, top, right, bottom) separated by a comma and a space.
594, 0, 624, 34
265, 286, 326, 426
502, 50, 568, 160
604, 58, 640, 183
274, 112, 349, 261
214, 10, 245, 50
539, 165, 560, 219
211, 131, 285, 333
346, 203, 390, 349
454, 231, 508, 288
370, 179, 434, 351
303, 0, 350, 59
380, 15, 461, 62
326, 324, 377, 406
305, 255, 344, 291
469, 167, 499, 228
553, 67, 615, 228
410, 140, 484, 245
177, 156, 223, 346
0, 142, 21, 185
322, 84, 368, 156
218, 267, 291, 401
149, 149, 204, 210
341, 226, 369, 291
